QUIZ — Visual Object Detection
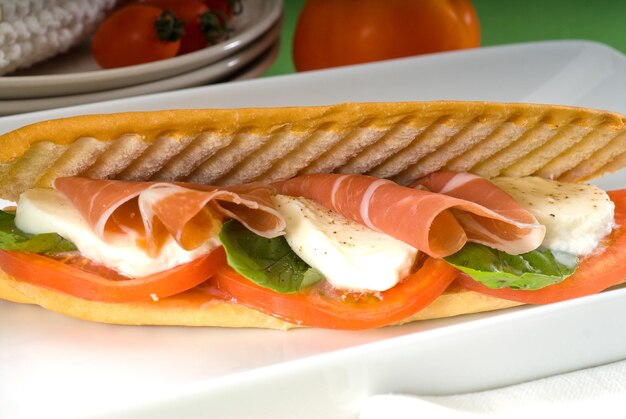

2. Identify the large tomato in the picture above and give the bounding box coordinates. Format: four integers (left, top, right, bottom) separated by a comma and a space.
457, 190, 626, 304
0, 247, 226, 303
293, 0, 481, 71
210, 257, 459, 329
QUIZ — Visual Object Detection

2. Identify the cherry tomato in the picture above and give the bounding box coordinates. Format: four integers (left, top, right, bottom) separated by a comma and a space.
293, 0, 481, 71
0, 247, 226, 303
92, 4, 183, 68
139, 0, 215, 54
457, 190, 626, 304
210, 257, 459, 329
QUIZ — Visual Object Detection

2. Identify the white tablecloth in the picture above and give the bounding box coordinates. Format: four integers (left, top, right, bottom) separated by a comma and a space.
361, 359, 626, 418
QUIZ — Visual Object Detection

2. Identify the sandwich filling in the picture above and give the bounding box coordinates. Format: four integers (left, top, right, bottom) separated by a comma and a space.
0, 172, 622, 329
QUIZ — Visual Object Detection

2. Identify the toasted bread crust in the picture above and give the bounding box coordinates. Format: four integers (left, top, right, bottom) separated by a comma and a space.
1, 102, 624, 201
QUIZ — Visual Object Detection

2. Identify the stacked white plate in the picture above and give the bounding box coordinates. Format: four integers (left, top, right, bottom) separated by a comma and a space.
0, 0, 282, 115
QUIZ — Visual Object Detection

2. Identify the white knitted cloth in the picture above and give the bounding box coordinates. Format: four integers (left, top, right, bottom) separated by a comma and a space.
0, 0, 118, 75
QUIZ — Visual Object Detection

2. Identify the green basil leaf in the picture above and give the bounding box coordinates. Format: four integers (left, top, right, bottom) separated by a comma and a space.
0, 210, 77, 254
445, 242, 578, 290
219, 220, 323, 294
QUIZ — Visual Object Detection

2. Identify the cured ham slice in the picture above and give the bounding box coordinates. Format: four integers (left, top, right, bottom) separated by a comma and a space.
274, 173, 545, 258
54, 177, 285, 255
412, 171, 547, 253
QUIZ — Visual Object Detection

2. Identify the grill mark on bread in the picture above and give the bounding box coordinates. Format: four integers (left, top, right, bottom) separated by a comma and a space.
392, 114, 506, 183
4, 142, 65, 199
561, 128, 626, 181
356, 115, 443, 180
262, 122, 343, 181
339, 116, 432, 175
535, 120, 625, 179
186, 130, 268, 185
84, 134, 148, 180
445, 113, 533, 173
154, 132, 230, 182
35, 137, 110, 188
471, 112, 577, 178
502, 116, 603, 177
218, 128, 304, 185
373, 114, 477, 181
592, 149, 626, 180
302, 119, 386, 174
119, 134, 194, 181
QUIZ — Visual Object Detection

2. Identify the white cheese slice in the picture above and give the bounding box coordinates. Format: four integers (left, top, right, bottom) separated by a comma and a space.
491, 177, 614, 256
14, 188, 218, 277
273, 194, 418, 292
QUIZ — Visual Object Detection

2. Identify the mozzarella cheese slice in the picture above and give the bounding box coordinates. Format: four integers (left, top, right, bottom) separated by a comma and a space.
14, 188, 218, 277
492, 177, 614, 256
273, 194, 418, 292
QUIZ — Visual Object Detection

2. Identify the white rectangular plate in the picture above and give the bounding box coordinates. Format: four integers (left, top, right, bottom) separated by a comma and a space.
1, 40, 625, 419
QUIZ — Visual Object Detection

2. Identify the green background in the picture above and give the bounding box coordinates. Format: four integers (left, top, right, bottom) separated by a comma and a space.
264, 0, 626, 76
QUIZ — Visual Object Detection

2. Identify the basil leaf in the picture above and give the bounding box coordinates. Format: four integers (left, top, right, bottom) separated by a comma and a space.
0, 210, 77, 254
219, 220, 323, 294
445, 242, 578, 290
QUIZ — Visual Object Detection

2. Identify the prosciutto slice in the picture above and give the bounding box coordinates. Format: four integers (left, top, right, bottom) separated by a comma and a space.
274, 173, 545, 258
54, 177, 285, 255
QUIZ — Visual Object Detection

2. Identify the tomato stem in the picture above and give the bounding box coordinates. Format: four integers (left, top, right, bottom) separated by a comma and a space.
154, 10, 184, 42
199, 10, 232, 45
228, 0, 243, 15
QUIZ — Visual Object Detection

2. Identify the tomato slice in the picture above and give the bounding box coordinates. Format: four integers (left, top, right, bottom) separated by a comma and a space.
0, 247, 226, 303
210, 257, 458, 330
456, 190, 626, 304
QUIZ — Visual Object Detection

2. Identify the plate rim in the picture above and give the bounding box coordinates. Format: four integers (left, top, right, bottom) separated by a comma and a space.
0, 22, 282, 115
0, 0, 282, 97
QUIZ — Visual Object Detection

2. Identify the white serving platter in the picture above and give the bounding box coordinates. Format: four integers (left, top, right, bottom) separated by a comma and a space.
0, 40, 625, 419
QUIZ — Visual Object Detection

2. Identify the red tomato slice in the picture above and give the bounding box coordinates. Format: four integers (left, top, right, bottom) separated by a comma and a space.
211, 257, 459, 329
456, 189, 626, 304
0, 247, 226, 303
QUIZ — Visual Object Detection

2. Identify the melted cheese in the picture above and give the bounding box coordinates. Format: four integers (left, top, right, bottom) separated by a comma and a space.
492, 177, 615, 256
273, 194, 417, 292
